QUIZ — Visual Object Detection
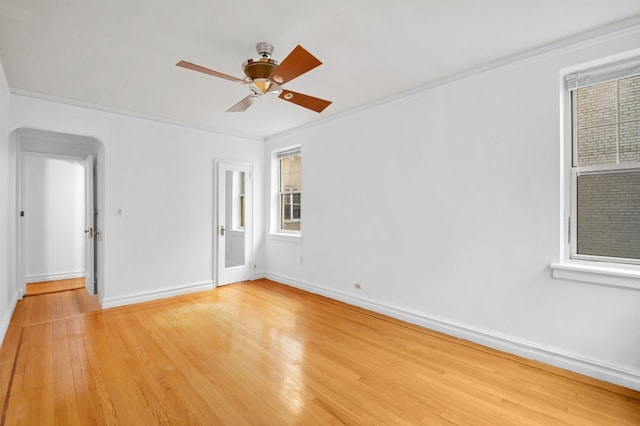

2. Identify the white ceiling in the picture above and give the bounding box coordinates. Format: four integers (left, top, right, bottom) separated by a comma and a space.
1, 1, 639, 140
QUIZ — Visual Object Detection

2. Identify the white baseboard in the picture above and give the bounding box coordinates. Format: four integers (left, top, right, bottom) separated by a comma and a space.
265, 273, 640, 392
0, 289, 22, 346
26, 270, 85, 283
101, 280, 215, 309
252, 272, 266, 280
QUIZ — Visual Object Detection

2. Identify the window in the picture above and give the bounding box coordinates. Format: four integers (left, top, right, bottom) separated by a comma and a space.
566, 57, 640, 264
277, 147, 301, 233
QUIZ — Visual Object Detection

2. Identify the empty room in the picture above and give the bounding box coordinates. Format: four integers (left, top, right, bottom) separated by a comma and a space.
0, 1, 640, 424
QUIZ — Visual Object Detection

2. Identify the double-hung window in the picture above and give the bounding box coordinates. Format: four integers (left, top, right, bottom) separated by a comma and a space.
277, 147, 301, 233
565, 56, 640, 265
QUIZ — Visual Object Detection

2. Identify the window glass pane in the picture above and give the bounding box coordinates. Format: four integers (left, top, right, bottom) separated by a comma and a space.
280, 158, 290, 190
281, 194, 291, 220
289, 156, 301, 191
280, 155, 301, 192
576, 81, 616, 128
619, 75, 640, 122
293, 193, 301, 220
240, 195, 245, 228
577, 171, 640, 259
619, 120, 640, 163
577, 125, 617, 166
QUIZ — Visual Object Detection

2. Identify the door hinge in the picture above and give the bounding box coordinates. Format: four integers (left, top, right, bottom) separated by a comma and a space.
567, 216, 571, 244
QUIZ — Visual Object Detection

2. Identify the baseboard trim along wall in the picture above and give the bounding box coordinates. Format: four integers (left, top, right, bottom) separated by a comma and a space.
265, 273, 640, 392
25, 271, 85, 283
252, 272, 267, 280
0, 290, 22, 346
101, 280, 215, 309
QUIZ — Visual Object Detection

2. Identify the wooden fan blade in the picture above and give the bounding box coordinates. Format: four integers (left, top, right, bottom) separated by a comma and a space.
176, 60, 247, 84
268, 45, 322, 85
227, 95, 259, 112
278, 90, 332, 113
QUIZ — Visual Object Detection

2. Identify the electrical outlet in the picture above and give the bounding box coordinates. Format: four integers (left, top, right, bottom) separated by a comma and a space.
354, 283, 362, 290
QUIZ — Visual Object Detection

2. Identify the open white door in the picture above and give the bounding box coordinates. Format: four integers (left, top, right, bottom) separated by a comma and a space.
84, 154, 95, 294
217, 161, 252, 286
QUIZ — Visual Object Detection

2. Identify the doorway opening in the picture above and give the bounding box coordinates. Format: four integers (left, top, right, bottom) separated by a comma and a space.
21, 154, 91, 295
12, 128, 104, 304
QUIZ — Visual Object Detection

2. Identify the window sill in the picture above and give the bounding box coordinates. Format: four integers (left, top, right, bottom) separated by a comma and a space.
551, 261, 640, 291
267, 232, 302, 243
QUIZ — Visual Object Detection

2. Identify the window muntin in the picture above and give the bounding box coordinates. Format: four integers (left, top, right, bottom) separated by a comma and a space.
570, 71, 640, 263
278, 149, 301, 232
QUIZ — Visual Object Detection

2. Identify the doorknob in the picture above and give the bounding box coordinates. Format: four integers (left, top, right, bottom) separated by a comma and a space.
220, 226, 225, 236
84, 227, 94, 238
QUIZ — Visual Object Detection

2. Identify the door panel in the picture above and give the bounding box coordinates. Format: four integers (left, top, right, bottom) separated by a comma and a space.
217, 162, 252, 285
84, 155, 95, 294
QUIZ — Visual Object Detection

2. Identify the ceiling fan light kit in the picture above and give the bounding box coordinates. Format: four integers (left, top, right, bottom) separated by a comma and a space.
177, 42, 331, 113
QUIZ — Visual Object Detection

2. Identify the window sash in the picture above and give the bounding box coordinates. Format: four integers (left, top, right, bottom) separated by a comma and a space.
571, 75, 640, 169
281, 192, 301, 222
570, 167, 640, 265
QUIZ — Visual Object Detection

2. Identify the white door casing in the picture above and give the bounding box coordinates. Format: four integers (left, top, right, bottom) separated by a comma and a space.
84, 154, 95, 294
216, 161, 253, 286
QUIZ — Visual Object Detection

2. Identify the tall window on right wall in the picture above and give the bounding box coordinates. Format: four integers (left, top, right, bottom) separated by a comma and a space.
277, 147, 301, 233
566, 58, 640, 264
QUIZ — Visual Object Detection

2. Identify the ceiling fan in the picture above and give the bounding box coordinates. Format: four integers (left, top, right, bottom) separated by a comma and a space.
176, 42, 332, 113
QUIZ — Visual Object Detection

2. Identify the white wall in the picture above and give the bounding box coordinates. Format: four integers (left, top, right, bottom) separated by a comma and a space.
0, 58, 18, 342
265, 26, 640, 389
22, 155, 85, 282
9, 96, 266, 307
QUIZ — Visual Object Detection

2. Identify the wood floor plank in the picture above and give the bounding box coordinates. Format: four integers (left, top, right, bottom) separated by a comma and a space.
25, 278, 85, 296
0, 280, 639, 425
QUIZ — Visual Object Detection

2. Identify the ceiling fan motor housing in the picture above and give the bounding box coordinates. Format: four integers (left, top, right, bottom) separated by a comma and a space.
242, 58, 278, 80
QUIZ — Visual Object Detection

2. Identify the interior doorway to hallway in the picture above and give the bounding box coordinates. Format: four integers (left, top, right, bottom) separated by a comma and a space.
21, 153, 93, 294
12, 128, 104, 303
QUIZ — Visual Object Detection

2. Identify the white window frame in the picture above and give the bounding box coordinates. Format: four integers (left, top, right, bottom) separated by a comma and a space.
270, 145, 302, 238
552, 50, 640, 290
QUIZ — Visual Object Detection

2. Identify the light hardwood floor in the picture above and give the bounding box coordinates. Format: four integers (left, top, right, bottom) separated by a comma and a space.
0, 279, 638, 425
25, 278, 86, 296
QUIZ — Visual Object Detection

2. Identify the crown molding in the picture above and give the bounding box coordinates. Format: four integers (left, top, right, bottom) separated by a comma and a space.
9, 88, 267, 143
266, 15, 640, 141
8, 15, 640, 144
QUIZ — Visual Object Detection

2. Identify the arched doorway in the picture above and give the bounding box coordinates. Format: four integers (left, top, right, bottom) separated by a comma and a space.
12, 128, 105, 304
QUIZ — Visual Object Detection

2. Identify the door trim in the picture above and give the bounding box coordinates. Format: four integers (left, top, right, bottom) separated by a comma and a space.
215, 160, 253, 286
